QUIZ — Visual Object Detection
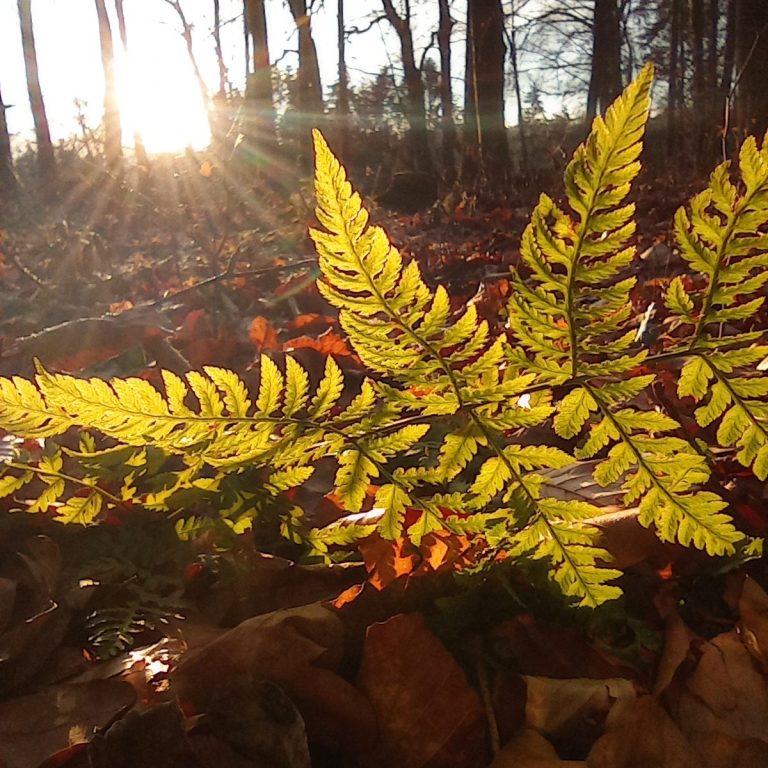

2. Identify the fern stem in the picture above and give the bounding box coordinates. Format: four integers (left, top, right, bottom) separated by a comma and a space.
330, 197, 468, 408
689, 188, 762, 349
4, 460, 124, 507
467, 411, 601, 603
706, 362, 768, 442
585, 385, 726, 543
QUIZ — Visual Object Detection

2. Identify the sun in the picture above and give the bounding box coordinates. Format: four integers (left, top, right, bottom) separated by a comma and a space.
116, 52, 211, 154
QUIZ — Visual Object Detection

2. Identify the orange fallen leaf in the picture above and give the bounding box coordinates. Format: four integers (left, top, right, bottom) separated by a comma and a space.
359, 535, 419, 590
248, 316, 279, 351
358, 612, 487, 768
283, 330, 352, 357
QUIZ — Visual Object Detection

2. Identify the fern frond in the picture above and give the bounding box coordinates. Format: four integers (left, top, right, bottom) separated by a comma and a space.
666, 132, 768, 478
507, 61, 654, 383
311, 129, 502, 401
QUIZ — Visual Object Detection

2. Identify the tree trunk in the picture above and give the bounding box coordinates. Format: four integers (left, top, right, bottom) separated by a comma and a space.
336, 0, 350, 160
94, 0, 122, 168
17, 0, 55, 181
0, 85, 18, 195
213, 0, 227, 97
509, 0, 528, 173
718, 0, 736, 157
667, 0, 683, 160
733, 0, 768, 139
381, 0, 433, 173
437, 0, 456, 183
113, 0, 148, 165
690, 0, 707, 164
244, 0, 277, 148
286, 0, 324, 165
586, 0, 623, 122
464, 0, 509, 184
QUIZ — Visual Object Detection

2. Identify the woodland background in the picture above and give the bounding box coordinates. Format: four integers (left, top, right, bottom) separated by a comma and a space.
3, 2, 768, 768
2, 0, 768, 200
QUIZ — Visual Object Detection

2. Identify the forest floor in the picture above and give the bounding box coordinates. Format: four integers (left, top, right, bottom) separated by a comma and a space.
1, 156, 768, 768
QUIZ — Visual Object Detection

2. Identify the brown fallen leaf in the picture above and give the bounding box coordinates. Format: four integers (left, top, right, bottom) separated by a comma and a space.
87, 700, 197, 768
695, 731, 768, 768
170, 603, 376, 755
652, 590, 699, 697
0, 536, 71, 697
669, 629, 768, 744
738, 576, 768, 671
0, 680, 135, 768
357, 612, 487, 768
524, 677, 636, 744
491, 728, 586, 767
586, 695, 700, 768
248, 315, 279, 351
490, 616, 638, 680
189, 679, 310, 768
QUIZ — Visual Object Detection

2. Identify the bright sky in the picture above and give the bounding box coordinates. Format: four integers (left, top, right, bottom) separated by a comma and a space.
0, 0, 469, 154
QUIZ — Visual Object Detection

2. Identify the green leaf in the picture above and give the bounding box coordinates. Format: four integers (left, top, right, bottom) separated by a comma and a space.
554, 387, 597, 438
678, 357, 713, 400
665, 276, 695, 318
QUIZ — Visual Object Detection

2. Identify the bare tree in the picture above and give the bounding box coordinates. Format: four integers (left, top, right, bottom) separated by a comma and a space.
94, 0, 122, 167
667, 0, 684, 159
508, 0, 529, 173
164, 0, 213, 138
437, 0, 457, 182
336, 0, 350, 159
17, 0, 55, 180
381, 0, 433, 173
0, 85, 18, 195
244, 0, 278, 149
213, 0, 228, 97
733, 0, 768, 139
464, 0, 509, 184
586, 0, 623, 121
286, 0, 324, 162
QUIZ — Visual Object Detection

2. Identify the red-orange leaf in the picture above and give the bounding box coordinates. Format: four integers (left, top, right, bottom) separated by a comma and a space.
357, 613, 487, 768
248, 316, 279, 351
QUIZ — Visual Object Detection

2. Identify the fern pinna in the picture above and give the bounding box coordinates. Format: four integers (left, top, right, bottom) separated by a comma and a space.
0, 63, 765, 608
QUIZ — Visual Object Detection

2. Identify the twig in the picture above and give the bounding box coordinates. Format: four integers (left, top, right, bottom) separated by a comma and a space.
8, 249, 47, 288
150, 255, 317, 306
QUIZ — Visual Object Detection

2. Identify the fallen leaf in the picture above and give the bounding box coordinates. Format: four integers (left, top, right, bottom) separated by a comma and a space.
87, 701, 195, 768
695, 731, 768, 768
171, 603, 376, 755
0, 681, 135, 768
738, 576, 768, 670
357, 612, 487, 768
358, 534, 419, 589
670, 629, 768, 744
524, 676, 636, 743
248, 316, 279, 351
283, 330, 352, 357
652, 591, 698, 696
587, 695, 700, 768
188, 679, 310, 768
490, 615, 637, 680
491, 728, 586, 767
